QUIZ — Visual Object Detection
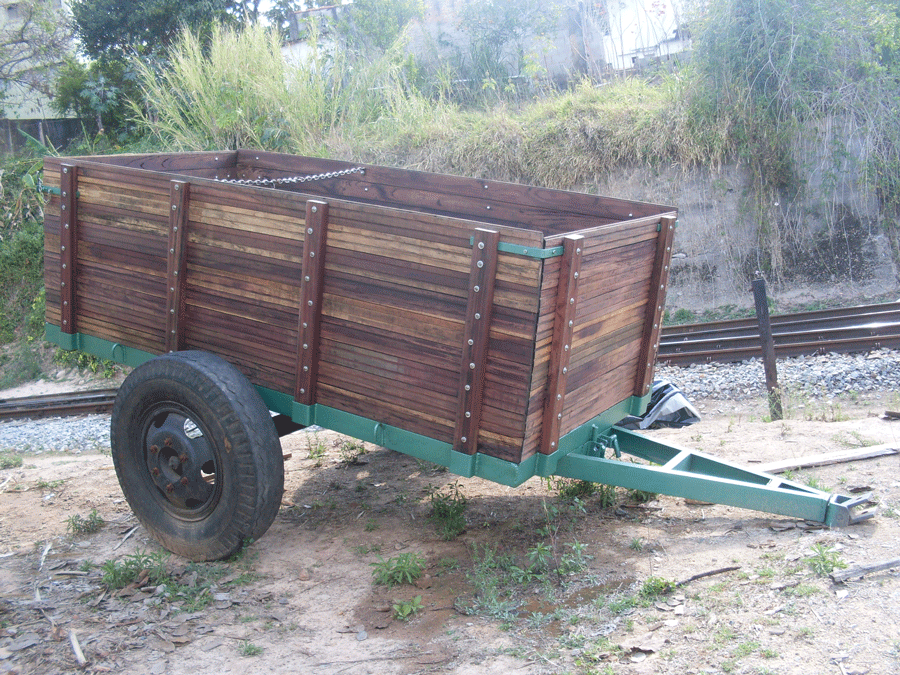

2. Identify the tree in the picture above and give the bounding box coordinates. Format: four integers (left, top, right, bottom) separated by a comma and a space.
52, 57, 142, 139
330, 0, 425, 55
70, 0, 237, 60
0, 0, 73, 116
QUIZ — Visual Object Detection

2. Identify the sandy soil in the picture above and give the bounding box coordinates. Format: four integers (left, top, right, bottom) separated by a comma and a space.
1, 383, 899, 675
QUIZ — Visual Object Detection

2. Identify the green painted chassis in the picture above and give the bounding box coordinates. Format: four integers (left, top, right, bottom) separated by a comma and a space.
48, 325, 873, 528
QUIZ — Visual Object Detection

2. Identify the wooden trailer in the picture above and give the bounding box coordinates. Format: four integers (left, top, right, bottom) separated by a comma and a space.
42, 151, 871, 561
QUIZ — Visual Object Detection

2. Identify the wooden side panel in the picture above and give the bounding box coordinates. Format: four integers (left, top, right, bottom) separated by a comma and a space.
315, 201, 542, 458
180, 184, 306, 393
523, 217, 675, 460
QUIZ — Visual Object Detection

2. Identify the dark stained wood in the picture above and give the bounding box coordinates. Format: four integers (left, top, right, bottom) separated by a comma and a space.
165, 181, 190, 353
540, 235, 583, 455
295, 200, 328, 405
454, 229, 500, 455
59, 165, 78, 335
635, 216, 676, 397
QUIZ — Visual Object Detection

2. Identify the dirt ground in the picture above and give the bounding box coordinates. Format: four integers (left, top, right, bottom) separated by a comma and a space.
1, 381, 899, 675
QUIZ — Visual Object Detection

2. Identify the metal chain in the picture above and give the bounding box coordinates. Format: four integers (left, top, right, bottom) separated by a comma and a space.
216, 166, 365, 187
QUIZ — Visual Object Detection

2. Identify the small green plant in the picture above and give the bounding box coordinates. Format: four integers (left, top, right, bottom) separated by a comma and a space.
36, 479, 65, 489
595, 484, 617, 508
639, 576, 675, 598
629, 537, 644, 551
338, 439, 367, 465
305, 433, 326, 461
627, 488, 657, 504
371, 552, 426, 586
66, 509, 104, 535
239, 641, 263, 656
806, 543, 847, 576
0, 453, 23, 470
428, 481, 468, 540
364, 518, 379, 531
101, 550, 170, 589
53, 349, 118, 378
546, 477, 597, 499
392, 595, 423, 621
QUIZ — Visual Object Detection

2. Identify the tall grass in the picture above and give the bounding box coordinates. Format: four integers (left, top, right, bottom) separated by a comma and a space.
134, 22, 440, 155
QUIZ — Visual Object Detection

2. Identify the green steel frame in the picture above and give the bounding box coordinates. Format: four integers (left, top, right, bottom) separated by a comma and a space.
47, 325, 874, 528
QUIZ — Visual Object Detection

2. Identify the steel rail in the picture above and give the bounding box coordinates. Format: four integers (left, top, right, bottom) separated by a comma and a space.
659, 302, 900, 365
0, 388, 119, 421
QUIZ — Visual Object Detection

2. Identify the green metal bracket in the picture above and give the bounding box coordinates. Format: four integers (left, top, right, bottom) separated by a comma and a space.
468, 236, 563, 259
553, 425, 874, 527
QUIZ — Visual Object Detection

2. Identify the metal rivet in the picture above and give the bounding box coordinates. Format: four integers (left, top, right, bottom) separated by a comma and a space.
303, 343, 308, 349
62, 191, 67, 197
311, 206, 318, 213
478, 242, 485, 250
64, 223, 69, 229
172, 205, 177, 211
562, 367, 568, 374
660, 284, 665, 290
568, 320, 574, 327
557, 413, 563, 420
464, 384, 471, 391
304, 276, 310, 282
303, 366, 309, 372
61, 281, 65, 287
576, 248, 581, 254
476, 260, 484, 269
170, 248, 175, 254
469, 363, 475, 369
467, 339, 474, 346
465, 411, 471, 418
63, 168, 68, 173
62, 263, 67, 269
556, 394, 562, 401
170, 309, 175, 314
173, 271, 178, 276
63, 301, 67, 306
473, 285, 480, 292
61, 205, 66, 211
310, 251, 315, 258
171, 329, 176, 334
628, 213, 633, 217
569, 298, 575, 304
300, 388, 306, 394
461, 436, 467, 443
483, 185, 488, 189
551, 442, 556, 448
174, 185, 179, 190
170, 288, 175, 292
62, 320, 67, 325
173, 226, 177, 231
302, 322, 308, 329
573, 272, 579, 279
564, 344, 569, 351
486, 205, 491, 210
654, 324, 658, 329
307, 228, 313, 234
475, 313, 481, 320
308, 300, 313, 306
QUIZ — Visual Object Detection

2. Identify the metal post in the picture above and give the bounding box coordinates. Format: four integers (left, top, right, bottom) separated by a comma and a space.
752, 273, 782, 420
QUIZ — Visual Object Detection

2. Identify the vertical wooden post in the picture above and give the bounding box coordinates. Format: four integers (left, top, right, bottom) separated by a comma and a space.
59, 164, 77, 335
540, 234, 583, 455
636, 216, 676, 397
165, 180, 190, 353
752, 273, 782, 420
454, 229, 499, 455
295, 200, 329, 406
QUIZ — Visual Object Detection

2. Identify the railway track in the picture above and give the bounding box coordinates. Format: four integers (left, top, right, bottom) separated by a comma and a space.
0, 388, 118, 421
0, 302, 896, 419
659, 301, 900, 365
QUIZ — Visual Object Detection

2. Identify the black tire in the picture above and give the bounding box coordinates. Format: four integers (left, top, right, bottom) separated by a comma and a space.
110, 351, 284, 561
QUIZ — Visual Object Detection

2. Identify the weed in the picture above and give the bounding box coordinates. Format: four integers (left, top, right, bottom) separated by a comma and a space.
371, 552, 426, 586
53, 349, 118, 378
627, 488, 657, 504
338, 439, 367, 465
545, 477, 597, 499
804, 474, 828, 491
36, 479, 65, 489
305, 433, 326, 461
101, 550, 169, 589
239, 641, 263, 657
595, 484, 617, 508
784, 583, 821, 597
352, 543, 381, 555
438, 557, 459, 573
733, 640, 760, 657
639, 576, 675, 598
806, 543, 847, 576
364, 518, 379, 531
66, 509, 104, 535
714, 626, 737, 644
0, 453, 22, 470
607, 595, 636, 614
392, 595, 423, 621
760, 648, 779, 658
629, 537, 644, 551
428, 481, 468, 540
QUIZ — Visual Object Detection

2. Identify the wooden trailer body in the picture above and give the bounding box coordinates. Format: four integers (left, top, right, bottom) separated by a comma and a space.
43, 151, 675, 485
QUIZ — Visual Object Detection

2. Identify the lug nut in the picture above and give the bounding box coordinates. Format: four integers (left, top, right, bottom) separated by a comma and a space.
166, 483, 175, 493
164, 437, 174, 447
151, 467, 160, 476
179, 454, 188, 464
180, 477, 189, 486
149, 445, 159, 454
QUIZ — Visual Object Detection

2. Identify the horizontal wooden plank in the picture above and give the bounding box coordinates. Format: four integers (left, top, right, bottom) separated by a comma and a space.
187, 238, 302, 285
188, 200, 305, 240
47, 151, 239, 173
185, 265, 300, 308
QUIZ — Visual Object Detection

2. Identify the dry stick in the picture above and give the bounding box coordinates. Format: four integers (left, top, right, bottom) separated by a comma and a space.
113, 526, 138, 551
69, 630, 87, 666
676, 565, 741, 587
38, 541, 52, 571
831, 557, 900, 583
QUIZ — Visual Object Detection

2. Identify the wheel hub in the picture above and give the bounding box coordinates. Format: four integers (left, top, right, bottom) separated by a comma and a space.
144, 411, 216, 510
